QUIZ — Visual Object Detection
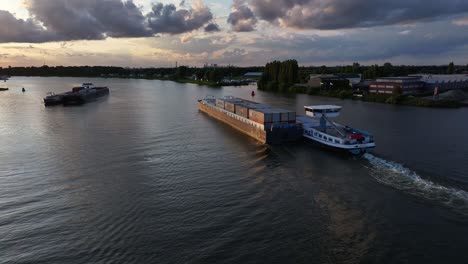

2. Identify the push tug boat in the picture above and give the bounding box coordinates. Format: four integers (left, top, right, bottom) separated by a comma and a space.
297, 105, 375, 155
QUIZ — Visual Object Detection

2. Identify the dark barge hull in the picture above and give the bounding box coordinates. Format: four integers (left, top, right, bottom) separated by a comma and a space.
63, 87, 109, 106
44, 100, 63, 107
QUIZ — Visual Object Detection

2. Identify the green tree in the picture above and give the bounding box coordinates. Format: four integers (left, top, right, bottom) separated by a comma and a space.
448, 62, 455, 74
352, 62, 360, 73
175, 66, 188, 79
383, 62, 393, 77
258, 59, 298, 92
320, 65, 327, 74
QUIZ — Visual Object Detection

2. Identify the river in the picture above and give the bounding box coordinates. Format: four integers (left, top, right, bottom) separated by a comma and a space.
1, 77, 467, 263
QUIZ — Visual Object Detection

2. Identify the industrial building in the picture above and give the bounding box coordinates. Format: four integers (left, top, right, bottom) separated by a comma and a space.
308, 74, 350, 88
369, 77, 425, 94
410, 74, 468, 92
336, 73, 362, 86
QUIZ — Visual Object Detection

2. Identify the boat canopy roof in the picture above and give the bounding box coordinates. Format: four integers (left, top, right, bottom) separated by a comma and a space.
305, 105, 342, 112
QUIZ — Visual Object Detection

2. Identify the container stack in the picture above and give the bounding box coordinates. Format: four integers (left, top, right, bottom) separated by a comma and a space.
215, 99, 225, 109
234, 104, 249, 118
214, 97, 296, 125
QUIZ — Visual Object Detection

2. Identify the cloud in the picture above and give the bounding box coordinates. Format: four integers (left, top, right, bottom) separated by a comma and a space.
204, 23, 221, 32
147, 1, 213, 34
227, 0, 257, 32
245, 0, 468, 30
213, 48, 249, 64
0, 0, 215, 43
242, 20, 468, 64
0, 10, 58, 43
25, 0, 152, 39
453, 18, 468, 26
399, 30, 411, 35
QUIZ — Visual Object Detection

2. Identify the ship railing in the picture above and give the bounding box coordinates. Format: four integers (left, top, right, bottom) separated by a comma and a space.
308, 128, 345, 145
308, 128, 372, 146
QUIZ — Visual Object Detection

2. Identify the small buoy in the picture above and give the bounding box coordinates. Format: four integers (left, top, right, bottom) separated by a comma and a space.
251, 91, 255, 96
22, 87, 26, 92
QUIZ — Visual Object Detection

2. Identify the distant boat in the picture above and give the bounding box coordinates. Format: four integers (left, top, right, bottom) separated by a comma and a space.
62, 83, 109, 106
22, 87, 25, 92
0, 87, 8, 91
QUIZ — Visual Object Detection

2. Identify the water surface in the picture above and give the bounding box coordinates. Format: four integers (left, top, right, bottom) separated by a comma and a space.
1, 77, 467, 263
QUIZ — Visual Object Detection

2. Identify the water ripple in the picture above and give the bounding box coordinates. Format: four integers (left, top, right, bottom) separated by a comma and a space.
364, 153, 468, 215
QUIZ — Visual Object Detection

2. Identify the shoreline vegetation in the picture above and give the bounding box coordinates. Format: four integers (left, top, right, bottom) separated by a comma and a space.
2, 63, 468, 107
288, 85, 468, 108
0, 65, 259, 87
256, 60, 468, 108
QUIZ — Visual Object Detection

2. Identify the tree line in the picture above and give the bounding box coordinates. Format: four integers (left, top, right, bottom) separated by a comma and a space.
0, 65, 262, 82
257, 60, 299, 92
1, 62, 466, 83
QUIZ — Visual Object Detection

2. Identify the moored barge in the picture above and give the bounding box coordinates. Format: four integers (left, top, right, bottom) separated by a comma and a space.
44, 83, 109, 106
62, 83, 109, 106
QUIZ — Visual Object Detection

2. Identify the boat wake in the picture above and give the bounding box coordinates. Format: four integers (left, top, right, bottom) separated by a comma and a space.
363, 153, 468, 216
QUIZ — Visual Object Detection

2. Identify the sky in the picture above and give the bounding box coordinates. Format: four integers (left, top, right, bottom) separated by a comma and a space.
1, 0, 468, 68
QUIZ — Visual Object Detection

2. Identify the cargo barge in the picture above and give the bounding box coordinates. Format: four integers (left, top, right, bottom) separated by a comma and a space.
198, 96, 302, 144
44, 83, 109, 106
63, 83, 109, 106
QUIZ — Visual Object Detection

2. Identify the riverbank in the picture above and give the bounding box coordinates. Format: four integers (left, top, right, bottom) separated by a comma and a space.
156, 77, 221, 86
6, 75, 251, 88
161, 78, 252, 87
288, 85, 467, 108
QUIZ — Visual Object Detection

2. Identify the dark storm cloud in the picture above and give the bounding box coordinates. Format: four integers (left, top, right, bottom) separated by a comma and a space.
0, 10, 59, 43
227, 0, 257, 32
26, 0, 151, 40
0, 0, 215, 43
147, 2, 213, 34
244, 20, 468, 63
245, 0, 468, 30
204, 23, 221, 32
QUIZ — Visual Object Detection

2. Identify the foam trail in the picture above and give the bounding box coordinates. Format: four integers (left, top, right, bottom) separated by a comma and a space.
363, 153, 468, 215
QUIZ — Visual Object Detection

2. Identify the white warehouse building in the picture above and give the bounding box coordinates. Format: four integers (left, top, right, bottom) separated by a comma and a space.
410, 74, 468, 92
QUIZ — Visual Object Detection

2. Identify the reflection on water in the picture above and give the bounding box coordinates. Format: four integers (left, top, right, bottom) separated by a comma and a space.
315, 191, 376, 264
0, 77, 467, 264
